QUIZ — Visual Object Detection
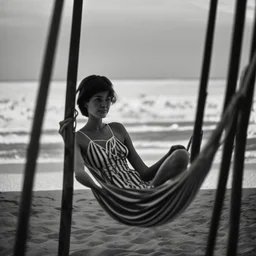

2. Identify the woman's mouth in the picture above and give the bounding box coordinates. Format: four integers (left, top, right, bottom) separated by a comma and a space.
99, 109, 108, 114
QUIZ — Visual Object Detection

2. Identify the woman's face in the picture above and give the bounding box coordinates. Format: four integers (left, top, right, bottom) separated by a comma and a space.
86, 91, 112, 119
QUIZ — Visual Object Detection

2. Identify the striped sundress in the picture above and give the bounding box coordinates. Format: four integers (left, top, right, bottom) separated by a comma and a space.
78, 124, 150, 189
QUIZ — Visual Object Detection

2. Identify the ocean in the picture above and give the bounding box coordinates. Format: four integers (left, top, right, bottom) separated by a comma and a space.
1, 79, 256, 191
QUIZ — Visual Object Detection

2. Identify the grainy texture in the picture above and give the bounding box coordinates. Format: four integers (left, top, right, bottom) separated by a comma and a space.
0, 188, 255, 256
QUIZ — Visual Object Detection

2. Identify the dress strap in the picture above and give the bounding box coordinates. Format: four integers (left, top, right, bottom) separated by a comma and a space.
107, 124, 115, 137
77, 130, 92, 141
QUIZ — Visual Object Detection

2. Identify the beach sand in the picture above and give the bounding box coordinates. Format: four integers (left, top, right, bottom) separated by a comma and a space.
0, 188, 256, 256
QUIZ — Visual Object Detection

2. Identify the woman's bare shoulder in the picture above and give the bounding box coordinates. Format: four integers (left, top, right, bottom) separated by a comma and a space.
108, 122, 130, 142
75, 130, 84, 138
75, 130, 89, 147
108, 122, 126, 133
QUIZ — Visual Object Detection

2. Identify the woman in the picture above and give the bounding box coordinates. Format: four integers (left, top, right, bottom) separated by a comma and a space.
59, 75, 189, 189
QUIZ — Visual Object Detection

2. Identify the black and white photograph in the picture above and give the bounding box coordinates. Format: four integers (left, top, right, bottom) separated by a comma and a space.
1, 0, 256, 255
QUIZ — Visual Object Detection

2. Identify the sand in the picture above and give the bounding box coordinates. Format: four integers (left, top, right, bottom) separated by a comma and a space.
0, 188, 256, 256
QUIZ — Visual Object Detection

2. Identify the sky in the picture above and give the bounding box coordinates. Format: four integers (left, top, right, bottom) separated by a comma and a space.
0, 0, 255, 81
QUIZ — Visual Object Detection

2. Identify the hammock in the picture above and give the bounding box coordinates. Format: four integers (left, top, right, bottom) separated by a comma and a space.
79, 87, 244, 227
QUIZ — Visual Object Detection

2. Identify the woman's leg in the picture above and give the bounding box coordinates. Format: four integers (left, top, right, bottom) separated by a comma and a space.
150, 149, 190, 187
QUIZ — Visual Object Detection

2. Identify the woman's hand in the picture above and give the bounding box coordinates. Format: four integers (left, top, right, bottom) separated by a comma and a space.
168, 145, 186, 156
58, 117, 74, 140
58, 110, 78, 140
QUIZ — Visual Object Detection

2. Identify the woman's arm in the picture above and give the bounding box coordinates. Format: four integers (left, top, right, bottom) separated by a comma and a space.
143, 144, 187, 181
74, 133, 94, 187
59, 119, 96, 188
114, 123, 170, 181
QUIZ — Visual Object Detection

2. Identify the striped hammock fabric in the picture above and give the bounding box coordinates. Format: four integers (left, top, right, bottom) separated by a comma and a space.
81, 90, 242, 227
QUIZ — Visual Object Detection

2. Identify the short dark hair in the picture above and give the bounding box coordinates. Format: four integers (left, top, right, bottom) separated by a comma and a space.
76, 75, 117, 117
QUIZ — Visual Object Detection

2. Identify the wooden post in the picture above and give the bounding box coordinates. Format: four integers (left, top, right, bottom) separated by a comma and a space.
227, 6, 256, 255
190, 0, 218, 162
13, 1, 64, 256
58, 0, 83, 255
206, 0, 247, 255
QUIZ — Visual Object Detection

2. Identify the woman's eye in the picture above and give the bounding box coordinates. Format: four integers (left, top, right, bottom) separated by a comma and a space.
93, 97, 111, 103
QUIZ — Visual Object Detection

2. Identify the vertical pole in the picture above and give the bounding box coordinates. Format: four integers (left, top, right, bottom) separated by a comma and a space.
58, 0, 83, 255
206, 1, 247, 255
190, 0, 218, 162
227, 7, 256, 255
13, 1, 64, 255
